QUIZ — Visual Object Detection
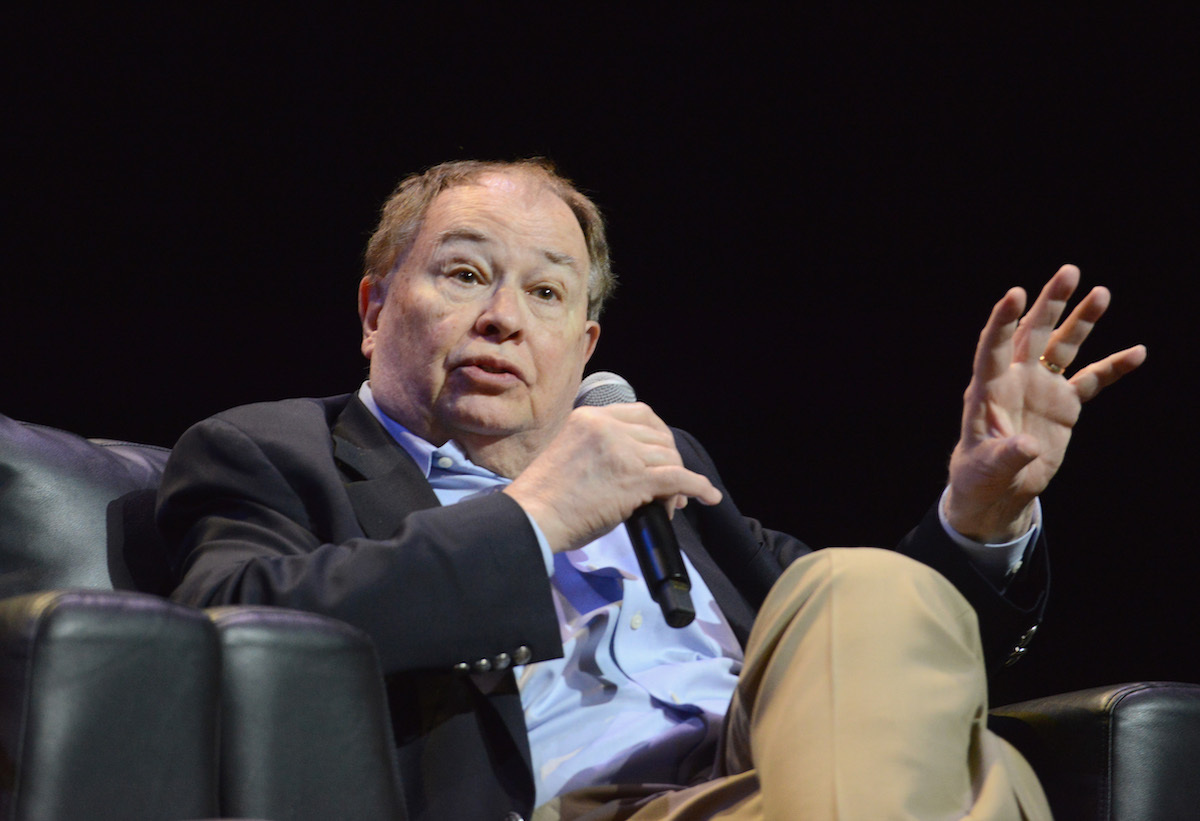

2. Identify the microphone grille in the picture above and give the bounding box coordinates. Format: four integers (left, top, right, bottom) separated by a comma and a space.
575, 371, 637, 407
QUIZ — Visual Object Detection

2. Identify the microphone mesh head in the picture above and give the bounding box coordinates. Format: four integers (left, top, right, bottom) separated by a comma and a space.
575, 371, 637, 407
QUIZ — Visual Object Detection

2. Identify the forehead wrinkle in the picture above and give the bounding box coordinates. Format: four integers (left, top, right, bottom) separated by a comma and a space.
433, 226, 581, 274
541, 247, 579, 269
433, 226, 490, 249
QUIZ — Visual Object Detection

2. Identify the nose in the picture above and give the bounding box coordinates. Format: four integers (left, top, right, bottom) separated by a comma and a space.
474, 283, 524, 341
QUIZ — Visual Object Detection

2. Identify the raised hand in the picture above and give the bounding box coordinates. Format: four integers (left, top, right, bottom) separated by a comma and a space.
945, 264, 1146, 542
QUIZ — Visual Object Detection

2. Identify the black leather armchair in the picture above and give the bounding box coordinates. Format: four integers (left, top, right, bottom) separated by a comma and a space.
0, 414, 221, 820
0, 414, 405, 821
2, 410, 1197, 820
990, 682, 1200, 820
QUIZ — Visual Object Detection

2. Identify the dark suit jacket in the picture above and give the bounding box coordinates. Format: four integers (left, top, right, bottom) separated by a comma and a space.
159, 393, 1047, 821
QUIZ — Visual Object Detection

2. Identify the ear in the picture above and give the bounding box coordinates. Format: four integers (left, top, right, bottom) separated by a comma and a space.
358, 276, 385, 360
582, 321, 601, 364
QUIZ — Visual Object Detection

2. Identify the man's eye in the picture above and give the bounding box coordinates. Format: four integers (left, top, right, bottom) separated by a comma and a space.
532, 286, 560, 301
453, 269, 479, 284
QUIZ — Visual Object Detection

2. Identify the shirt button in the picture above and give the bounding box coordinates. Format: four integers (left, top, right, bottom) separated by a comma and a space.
436, 455, 454, 469
630, 612, 644, 630
1005, 559, 1024, 581
512, 645, 532, 665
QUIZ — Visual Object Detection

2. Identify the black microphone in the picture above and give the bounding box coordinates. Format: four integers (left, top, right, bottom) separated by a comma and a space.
575, 371, 696, 628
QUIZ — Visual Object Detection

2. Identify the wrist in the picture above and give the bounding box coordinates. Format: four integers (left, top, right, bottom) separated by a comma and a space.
942, 487, 1036, 544
502, 485, 571, 553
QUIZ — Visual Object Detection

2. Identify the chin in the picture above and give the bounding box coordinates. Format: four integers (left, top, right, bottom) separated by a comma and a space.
439, 396, 532, 440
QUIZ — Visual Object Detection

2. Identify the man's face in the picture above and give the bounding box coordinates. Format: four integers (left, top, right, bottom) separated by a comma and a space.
360, 172, 601, 463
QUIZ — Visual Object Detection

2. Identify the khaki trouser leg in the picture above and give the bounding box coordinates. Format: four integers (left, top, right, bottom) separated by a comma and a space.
542, 548, 1051, 821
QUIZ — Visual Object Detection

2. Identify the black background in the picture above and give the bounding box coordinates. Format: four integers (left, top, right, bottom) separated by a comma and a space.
3, 6, 1195, 705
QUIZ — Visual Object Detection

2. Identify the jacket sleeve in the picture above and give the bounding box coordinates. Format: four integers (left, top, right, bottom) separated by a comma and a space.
896, 503, 1048, 674
158, 411, 563, 676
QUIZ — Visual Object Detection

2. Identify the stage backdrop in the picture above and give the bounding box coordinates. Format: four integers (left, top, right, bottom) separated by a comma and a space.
3, 6, 1195, 704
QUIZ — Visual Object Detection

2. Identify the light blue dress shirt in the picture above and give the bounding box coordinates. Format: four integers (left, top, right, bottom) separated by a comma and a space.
356, 382, 1037, 806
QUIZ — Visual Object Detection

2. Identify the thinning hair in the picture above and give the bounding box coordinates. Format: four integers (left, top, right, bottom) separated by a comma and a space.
363, 158, 616, 320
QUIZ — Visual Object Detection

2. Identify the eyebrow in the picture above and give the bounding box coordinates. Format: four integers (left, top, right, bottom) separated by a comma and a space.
434, 227, 580, 269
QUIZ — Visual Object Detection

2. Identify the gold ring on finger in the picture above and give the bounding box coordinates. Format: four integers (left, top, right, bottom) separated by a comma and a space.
1038, 355, 1065, 375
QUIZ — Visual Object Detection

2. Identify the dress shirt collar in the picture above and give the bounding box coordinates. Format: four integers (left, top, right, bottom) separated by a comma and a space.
356, 381, 495, 481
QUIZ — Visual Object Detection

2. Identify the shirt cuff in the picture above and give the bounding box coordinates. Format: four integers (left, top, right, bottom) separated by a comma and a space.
523, 511, 557, 577
937, 486, 1041, 584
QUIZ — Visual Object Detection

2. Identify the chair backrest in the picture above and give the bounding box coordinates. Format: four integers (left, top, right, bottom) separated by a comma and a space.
0, 413, 173, 598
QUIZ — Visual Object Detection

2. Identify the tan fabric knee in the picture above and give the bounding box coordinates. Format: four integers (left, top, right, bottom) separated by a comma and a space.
551, 548, 1051, 820
719, 547, 1049, 821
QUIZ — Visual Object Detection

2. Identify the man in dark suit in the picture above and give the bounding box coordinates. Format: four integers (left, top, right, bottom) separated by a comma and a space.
159, 159, 1145, 820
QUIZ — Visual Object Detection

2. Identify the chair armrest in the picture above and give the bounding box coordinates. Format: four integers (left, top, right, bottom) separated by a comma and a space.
990, 681, 1200, 821
206, 605, 407, 821
0, 589, 220, 821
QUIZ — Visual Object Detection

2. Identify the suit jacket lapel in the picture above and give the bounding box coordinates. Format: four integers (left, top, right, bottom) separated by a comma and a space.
671, 511, 759, 649
331, 397, 538, 809
331, 396, 440, 540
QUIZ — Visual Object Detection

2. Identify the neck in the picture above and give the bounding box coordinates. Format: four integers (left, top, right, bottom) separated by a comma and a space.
454, 425, 555, 478
366, 386, 563, 479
